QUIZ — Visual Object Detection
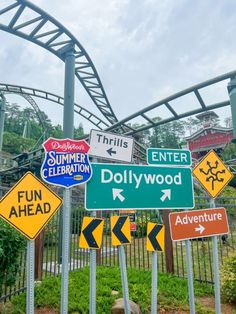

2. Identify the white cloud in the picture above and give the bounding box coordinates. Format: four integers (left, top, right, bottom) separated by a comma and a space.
0, 0, 236, 132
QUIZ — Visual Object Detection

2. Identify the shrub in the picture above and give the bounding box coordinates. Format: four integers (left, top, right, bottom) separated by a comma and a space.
221, 253, 236, 304
0, 220, 26, 294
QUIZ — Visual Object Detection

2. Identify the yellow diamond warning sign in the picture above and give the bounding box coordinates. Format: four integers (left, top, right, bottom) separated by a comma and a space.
0, 172, 62, 240
192, 150, 233, 198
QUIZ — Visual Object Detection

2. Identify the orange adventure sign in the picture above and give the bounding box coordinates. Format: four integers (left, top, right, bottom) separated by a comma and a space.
0, 172, 62, 240
169, 208, 229, 241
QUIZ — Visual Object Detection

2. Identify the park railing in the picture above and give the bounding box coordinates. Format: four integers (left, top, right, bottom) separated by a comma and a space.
0, 189, 235, 302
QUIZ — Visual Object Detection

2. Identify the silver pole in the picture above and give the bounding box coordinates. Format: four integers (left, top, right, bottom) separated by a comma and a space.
185, 238, 195, 314
60, 46, 75, 314
90, 211, 96, 314
184, 206, 195, 314
118, 246, 130, 314
0, 94, 6, 151
210, 198, 221, 314
26, 240, 35, 314
151, 251, 158, 314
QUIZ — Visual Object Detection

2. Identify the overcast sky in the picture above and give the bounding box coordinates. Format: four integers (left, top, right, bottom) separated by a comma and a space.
1, 0, 236, 132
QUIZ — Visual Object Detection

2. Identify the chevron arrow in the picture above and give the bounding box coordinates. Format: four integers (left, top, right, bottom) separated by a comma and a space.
148, 224, 163, 251
112, 216, 129, 244
82, 219, 103, 248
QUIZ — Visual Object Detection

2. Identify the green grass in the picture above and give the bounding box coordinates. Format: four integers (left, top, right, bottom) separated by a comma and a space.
4, 266, 213, 314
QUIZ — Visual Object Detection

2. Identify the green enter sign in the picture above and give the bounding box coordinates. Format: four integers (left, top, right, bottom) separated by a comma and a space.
147, 148, 191, 166
85, 163, 194, 210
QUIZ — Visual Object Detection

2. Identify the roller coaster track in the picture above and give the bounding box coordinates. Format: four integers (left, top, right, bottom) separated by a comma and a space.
1, 91, 48, 133
0, 0, 118, 124
107, 70, 236, 135
0, 83, 110, 130
1, 69, 235, 182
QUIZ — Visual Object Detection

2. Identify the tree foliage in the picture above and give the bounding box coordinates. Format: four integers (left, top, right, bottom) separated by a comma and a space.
3, 102, 85, 154
0, 220, 26, 293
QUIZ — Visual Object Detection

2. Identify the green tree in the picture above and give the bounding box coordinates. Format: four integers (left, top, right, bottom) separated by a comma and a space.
3, 132, 36, 154
74, 123, 84, 139
148, 118, 185, 148
0, 220, 26, 294
183, 117, 201, 136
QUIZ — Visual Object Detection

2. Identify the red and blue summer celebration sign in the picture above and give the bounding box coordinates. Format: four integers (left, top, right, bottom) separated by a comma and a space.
41, 137, 92, 188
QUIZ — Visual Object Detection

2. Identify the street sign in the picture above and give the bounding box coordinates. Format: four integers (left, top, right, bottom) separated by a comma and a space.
146, 223, 165, 252
41, 137, 92, 188
120, 210, 136, 231
89, 129, 134, 162
79, 217, 104, 249
85, 163, 194, 210
0, 172, 62, 240
169, 208, 229, 241
147, 148, 191, 166
110, 216, 131, 246
192, 150, 233, 198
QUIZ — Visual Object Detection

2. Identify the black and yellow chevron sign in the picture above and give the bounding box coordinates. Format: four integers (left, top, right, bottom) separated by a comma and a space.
146, 223, 165, 252
79, 217, 104, 249
111, 216, 131, 246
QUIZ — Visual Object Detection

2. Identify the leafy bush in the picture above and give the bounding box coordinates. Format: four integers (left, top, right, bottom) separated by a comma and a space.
0, 220, 26, 294
221, 253, 236, 303
10, 266, 212, 313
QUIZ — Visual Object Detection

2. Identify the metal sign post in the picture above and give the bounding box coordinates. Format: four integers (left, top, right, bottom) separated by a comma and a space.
0, 94, 6, 151
90, 211, 97, 314
118, 245, 131, 314
110, 216, 131, 314
210, 198, 221, 314
60, 46, 75, 314
26, 240, 35, 314
79, 216, 104, 314
146, 223, 165, 314
151, 252, 158, 314
185, 237, 195, 314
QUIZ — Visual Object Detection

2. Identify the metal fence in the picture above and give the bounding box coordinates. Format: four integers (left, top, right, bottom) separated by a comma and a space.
0, 188, 235, 302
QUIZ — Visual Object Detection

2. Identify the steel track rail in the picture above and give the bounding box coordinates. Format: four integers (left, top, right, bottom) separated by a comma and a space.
0, 0, 118, 124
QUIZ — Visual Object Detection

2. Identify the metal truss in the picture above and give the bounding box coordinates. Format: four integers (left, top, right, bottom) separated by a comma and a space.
106, 70, 236, 135
0, 83, 109, 129
0, 0, 118, 124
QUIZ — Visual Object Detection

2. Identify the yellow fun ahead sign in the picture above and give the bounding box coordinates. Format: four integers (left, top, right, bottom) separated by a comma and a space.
192, 150, 233, 198
0, 172, 62, 240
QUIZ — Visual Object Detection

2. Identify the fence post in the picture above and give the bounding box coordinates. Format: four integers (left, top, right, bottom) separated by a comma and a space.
34, 230, 45, 281
162, 210, 174, 273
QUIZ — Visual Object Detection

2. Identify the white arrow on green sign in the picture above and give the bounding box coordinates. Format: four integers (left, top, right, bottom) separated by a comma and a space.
85, 163, 194, 210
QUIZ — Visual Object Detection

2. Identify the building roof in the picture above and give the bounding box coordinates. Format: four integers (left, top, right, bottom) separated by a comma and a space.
196, 111, 219, 120
185, 126, 233, 141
